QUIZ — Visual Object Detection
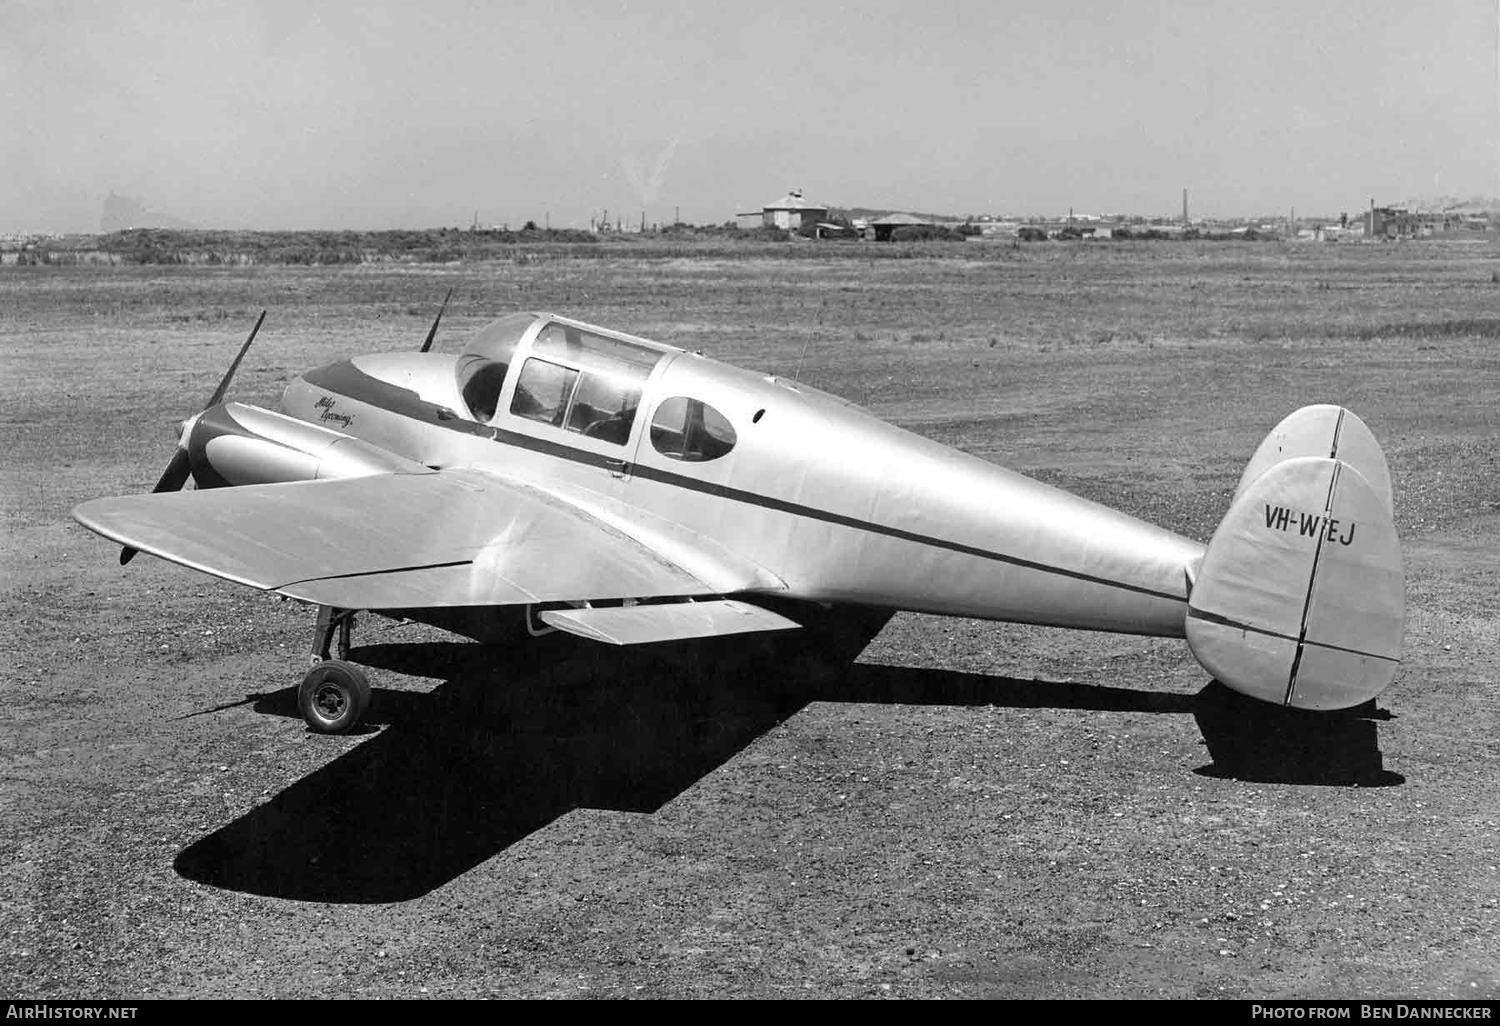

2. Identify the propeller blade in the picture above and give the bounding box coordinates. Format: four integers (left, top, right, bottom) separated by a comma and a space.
205, 309, 266, 408
121, 311, 266, 567
418, 289, 453, 353
150, 445, 194, 494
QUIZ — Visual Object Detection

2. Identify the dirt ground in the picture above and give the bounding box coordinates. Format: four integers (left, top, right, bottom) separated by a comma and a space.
2, 243, 1497, 999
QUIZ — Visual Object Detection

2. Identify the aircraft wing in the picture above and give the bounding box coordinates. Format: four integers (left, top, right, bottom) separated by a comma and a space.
72, 469, 787, 616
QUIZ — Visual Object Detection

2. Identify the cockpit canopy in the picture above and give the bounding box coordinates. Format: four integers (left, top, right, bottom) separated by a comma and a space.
454, 314, 670, 444
446, 313, 741, 461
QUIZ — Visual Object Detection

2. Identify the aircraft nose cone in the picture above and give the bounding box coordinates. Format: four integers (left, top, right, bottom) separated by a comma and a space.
177, 412, 202, 448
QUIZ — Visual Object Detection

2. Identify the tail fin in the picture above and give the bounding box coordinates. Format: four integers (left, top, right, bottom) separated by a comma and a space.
1233, 404, 1393, 517
1186, 407, 1403, 711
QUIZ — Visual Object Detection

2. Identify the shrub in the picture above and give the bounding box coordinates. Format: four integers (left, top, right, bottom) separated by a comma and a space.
890, 225, 965, 242
735, 227, 791, 243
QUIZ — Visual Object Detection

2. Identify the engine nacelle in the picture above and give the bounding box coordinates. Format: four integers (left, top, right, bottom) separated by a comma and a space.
185, 402, 430, 488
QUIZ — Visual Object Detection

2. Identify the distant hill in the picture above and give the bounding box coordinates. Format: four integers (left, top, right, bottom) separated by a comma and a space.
834, 206, 971, 223
1393, 194, 1500, 213
100, 192, 195, 232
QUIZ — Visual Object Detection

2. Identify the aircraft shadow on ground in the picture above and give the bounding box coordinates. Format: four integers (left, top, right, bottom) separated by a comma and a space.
174, 608, 1398, 903
1191, 681, 1402, 788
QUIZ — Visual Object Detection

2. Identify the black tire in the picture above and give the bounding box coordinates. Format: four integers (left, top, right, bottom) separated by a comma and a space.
298, 659, 371, 734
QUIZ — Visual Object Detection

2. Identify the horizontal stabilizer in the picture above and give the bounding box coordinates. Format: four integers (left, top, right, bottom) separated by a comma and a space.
1186, 456, 1403, 710
539, 599, 801, 645
1234, 404, 1393, 518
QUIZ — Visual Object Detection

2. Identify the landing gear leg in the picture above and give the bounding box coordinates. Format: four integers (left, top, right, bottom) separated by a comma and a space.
309, 605, 356, 666
300, 605, 370, 734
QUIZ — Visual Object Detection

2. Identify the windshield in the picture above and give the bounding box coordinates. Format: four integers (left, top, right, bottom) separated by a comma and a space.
454, 312, 544, 422
462, 311, 543, 365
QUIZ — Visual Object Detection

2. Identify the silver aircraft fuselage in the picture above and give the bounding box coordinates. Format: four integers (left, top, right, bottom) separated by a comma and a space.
278, 312, 1204, 636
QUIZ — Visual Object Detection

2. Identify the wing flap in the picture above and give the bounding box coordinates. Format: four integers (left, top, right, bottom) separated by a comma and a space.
539, 599, 801, 645
73, 469, 771, 609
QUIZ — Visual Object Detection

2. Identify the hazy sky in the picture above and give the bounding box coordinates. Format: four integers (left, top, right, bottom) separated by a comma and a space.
3, 0, 1497, 231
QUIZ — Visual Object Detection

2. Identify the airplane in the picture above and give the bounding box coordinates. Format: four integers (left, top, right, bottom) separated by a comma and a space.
72, 306, 1404, 736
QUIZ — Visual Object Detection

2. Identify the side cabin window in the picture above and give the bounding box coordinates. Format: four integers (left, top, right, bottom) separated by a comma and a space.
508, 323, 662, 445
649, 396, 737, 461
511, 359, 576, 426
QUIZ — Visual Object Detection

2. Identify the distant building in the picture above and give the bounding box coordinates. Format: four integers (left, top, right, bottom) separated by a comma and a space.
1367, 207, 1420, 240
811, 222, 859, 240
1019, 220, 1110, 240
867, 213, 936, 241
1365, 206, 1483, 239
978, 221, 1021, 238
737, 189, 829, 231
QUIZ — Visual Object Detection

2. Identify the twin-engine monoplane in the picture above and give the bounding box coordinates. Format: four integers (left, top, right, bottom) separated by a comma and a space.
74, 309, 1404, 734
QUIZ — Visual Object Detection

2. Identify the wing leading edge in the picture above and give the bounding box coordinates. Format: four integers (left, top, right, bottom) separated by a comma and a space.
72, 469, 787, 617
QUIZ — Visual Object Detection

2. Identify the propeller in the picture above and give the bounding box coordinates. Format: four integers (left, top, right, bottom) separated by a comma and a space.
120, 310, 266, 565
418, 288, 453, 353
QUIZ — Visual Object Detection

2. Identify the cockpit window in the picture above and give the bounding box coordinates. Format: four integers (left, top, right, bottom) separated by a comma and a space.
456, 355, 508, 422
455, 312, 542, 422
507, 322, 662, 445
649, 397, 736, 461
511, 359, 578, 426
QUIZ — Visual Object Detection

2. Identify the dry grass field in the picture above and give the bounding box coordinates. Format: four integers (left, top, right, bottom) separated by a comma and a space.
2, 241, 1497, 999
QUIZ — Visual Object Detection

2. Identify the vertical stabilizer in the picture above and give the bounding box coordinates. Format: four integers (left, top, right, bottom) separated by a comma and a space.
1186, 454, 1403, 711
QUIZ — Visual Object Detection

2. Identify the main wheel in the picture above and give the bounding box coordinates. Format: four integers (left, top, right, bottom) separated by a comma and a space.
298, 659, 371, 734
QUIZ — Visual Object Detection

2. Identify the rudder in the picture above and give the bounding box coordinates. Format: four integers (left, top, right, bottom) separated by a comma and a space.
1186, 455, 1403, 711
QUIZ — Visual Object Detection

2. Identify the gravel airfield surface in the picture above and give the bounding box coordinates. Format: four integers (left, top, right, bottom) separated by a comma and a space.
2, 244, 1497, 999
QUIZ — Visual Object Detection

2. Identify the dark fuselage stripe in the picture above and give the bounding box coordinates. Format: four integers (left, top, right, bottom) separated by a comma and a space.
630, 461, 1185, 602
303, 360, 1187, 604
